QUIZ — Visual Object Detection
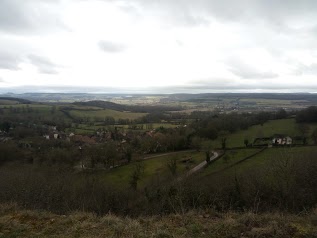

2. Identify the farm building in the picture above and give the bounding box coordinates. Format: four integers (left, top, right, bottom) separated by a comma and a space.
272, 134, 292, 145
253, 135, 294, 146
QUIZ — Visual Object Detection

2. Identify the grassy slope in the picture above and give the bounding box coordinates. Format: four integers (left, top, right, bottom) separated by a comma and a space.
101, 151, 205, 187
207, 119, 306, 149
0, 104, 71, 123
0, 104, 49, 109
1, 203, 316, 238
207, 146, 317, 178
201, 148, 261, 176
0, 103, 146, 121
0, 99, 20, 105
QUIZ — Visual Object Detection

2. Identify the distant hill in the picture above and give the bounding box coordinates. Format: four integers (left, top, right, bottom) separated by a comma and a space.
0, 97, 32, 104
73, 100, 182, 112
73, 100, 128, 111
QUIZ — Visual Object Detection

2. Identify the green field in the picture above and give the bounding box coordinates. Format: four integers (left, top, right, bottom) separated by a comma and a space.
206, 146, 317, 178
205, 118, 312, 149
87, 122, 177, 129
100, 151, 205, 187
240, 98, 294, 105
200, 148, 261, 176
238, 98, 310, 110
0, 103, 148, 128
0, 103, 146, 121
0, 103, 51, 109
0, 104, 72, 123
68, 109, 147, 121
0, 99, 20, 105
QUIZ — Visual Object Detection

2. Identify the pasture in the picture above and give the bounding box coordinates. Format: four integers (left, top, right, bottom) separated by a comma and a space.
206, 118, 302, 149
201, 148, 261, 176
205, 146, 317, 178
0, 99, 20, 105
0, 103, 51, 110
100, 151, 205, 187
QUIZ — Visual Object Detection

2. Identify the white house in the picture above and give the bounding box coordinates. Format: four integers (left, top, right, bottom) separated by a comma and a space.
285, 136, 292, 145
272, 135, 292, 145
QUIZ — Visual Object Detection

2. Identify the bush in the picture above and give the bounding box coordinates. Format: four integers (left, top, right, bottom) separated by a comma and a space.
0, 149, 317, 216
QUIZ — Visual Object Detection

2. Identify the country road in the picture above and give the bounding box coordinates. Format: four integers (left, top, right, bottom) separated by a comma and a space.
187, 151, 219, 176
142, 150, 195, 160
176, 151, 220, 181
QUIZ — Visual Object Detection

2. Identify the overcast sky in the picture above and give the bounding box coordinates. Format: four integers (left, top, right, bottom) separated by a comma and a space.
0, 0, 317, 93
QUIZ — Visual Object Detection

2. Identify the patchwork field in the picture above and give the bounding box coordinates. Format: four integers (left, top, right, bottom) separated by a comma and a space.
68, 109, 147, 121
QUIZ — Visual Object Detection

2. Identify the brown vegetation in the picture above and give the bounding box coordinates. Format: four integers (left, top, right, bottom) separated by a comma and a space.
0, 203, 316, 237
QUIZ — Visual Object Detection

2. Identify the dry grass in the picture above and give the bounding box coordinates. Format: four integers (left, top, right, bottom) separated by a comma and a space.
0, 203, 316, 238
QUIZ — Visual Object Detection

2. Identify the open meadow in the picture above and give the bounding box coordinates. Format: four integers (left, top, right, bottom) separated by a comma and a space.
201, 146, 317, 179
99, 151, 205, 187
205, 118, 317, 148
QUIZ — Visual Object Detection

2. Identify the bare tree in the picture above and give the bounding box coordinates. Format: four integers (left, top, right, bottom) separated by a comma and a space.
129, 163, 144, 190
167, 158, 177, 176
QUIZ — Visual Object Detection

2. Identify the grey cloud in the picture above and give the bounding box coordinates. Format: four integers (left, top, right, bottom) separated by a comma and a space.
2, 80, 317, 94
141, 84, 317, 94
0, 51, 22, 70
187, 78, 237, 89
98, 41, 126, 53
0, 0, 67, 35
176, 40, 184, 46
162, 78, 317, 93
295, 63, 317, 76
117, 0, 211, 26
108, 0, 317, 29
229, 67, 278, 79
312, 26, 317, 36
27, 54, 59, 74
226, 60, 278, 79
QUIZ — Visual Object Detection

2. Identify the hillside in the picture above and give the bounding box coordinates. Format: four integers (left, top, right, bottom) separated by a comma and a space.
0, 204, 316, 238
73, 100, 129, 111
1, 98, 317, 237
73, 100, 182, 112
0, 97, 31, 105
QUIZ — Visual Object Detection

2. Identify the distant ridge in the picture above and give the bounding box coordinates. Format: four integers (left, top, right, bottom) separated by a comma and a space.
73, 100, 128, 111
0, 97, 31, 104
73, 100, 182, 113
